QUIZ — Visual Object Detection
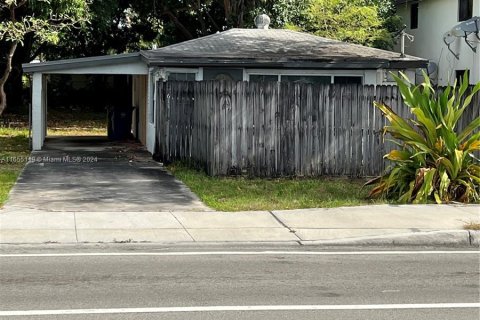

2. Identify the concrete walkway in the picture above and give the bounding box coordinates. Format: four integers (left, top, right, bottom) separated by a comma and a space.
1, 137, 479, 246
3, 137, 210, 212
1, 205, 478, 245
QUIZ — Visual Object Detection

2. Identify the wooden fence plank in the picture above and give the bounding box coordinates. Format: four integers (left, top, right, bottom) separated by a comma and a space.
155, 81, 479, 178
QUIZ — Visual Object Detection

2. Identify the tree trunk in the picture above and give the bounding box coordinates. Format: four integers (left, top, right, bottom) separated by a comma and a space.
0, 85, 6, 117
164, 9, 194, 40
0, 41, 18, 116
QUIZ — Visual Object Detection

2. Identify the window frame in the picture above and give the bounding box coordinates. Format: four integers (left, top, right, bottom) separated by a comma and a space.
167, 72, 197, 81
455, 70, 467, 83
333, 76, 363, 85
163, 68, 202, 81
458, 0, 473, 22
248, 74, 281, 83
410, 3, 419, 29
280, 74, 333, 84
246, 69, 365, 85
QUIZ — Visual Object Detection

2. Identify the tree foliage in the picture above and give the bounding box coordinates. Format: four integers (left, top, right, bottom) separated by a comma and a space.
43, 0, 162, 59
0, 0, 89, 45
294, 0, 402, 49
0, 0, 89, 115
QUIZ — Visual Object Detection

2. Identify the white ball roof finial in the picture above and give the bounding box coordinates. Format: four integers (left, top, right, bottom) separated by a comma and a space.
255, 14, 271, 29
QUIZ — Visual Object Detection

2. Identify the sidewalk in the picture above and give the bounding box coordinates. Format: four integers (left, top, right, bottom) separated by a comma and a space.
0, 205, 479, 246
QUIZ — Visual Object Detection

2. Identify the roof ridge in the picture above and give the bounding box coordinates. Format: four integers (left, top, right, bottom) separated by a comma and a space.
145, 28, 374, 56
145, 29, 236, 54
230, 27, 341, 40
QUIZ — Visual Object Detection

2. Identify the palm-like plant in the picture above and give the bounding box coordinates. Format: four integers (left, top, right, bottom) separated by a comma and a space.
367, 72, 480, 203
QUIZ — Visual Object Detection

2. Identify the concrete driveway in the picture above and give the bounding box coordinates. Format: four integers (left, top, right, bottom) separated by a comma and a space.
2, 137, 210, 212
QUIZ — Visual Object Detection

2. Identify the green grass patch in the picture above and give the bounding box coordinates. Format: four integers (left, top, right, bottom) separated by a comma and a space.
0, 127, 30, 207
47, 111, 107, 136
168, 162, 383, 211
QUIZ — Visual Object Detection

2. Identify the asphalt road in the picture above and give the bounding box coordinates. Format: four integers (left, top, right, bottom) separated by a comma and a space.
0, 245, 479, 319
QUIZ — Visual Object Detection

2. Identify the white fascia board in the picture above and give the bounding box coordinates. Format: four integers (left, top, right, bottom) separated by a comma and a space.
46, 61, 148, 75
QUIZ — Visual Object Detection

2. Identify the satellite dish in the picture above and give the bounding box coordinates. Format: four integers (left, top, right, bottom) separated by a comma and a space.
443, 16, 479, 59
443, 32, 457, 45
453, 19, 479, 34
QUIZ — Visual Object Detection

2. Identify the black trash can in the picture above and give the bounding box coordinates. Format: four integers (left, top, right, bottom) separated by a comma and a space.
107, 105, 133, 140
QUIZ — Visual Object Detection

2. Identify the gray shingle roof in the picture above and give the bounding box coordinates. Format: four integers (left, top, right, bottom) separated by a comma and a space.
142, 28, 426, 69
23, 28, 427, 73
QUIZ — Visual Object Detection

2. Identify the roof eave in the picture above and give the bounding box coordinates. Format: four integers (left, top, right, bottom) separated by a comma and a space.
388, 60, 429, 69
22, 53, 142, 73
147, 57, 428, 70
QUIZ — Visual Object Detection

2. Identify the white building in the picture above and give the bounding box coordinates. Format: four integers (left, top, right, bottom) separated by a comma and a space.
396, 0, 480, 85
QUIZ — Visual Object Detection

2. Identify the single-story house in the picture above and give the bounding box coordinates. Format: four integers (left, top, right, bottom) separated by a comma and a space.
22, 15, 427, 152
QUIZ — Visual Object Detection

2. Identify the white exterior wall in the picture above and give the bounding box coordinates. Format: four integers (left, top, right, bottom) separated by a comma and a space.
397, 0, 480, 85
145, 68, 157, 154
31, 73, 46, 151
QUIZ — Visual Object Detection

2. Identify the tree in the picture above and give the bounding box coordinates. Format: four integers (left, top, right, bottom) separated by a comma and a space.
294, 0, 402, 49
42, 0, 165, 60
46, 0, 308, 59
0, 0, 89, 116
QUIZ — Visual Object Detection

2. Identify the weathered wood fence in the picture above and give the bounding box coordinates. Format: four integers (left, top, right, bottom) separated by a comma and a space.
155, 81, 479, 177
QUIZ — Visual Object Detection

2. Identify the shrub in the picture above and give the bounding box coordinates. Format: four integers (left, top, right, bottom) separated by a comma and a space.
367, 72, 480, 203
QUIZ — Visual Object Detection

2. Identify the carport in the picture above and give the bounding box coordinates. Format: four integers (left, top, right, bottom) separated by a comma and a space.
22, 53, 156, 153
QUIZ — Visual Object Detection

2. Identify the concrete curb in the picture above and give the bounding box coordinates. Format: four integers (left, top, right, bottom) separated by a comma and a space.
1, 231, 478, 247
1, 206, 478, 247
468, 230, 480, 247
300, 230, 480, 247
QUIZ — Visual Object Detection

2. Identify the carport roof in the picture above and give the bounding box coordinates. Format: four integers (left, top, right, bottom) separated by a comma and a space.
22, 52, 142, 73
23, 28, 428, 73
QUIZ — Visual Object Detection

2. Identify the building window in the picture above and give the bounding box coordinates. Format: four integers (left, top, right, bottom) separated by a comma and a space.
167, 73, 196, 81
458, 0, 473, 21
203, 68, 243, 81
410, 3, 419, 29
281, 75, 331, 84
249, 75, 279, 82
333, 76, 363, 85
456, 70, 467, 83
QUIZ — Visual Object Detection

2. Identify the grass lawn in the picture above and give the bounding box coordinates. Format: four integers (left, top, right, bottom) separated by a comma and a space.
0, 127, 29, 207
168, 162, 382, 211
47, 110, 107, 136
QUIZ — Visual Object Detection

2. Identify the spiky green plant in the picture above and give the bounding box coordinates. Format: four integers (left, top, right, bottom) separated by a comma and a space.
367, 72, 480, 203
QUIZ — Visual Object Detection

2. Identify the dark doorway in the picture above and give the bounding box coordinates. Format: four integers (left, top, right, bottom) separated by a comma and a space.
46, 74, 132, 138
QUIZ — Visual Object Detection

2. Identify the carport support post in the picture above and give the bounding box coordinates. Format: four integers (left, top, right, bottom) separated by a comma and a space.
32, 72, 46, 150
